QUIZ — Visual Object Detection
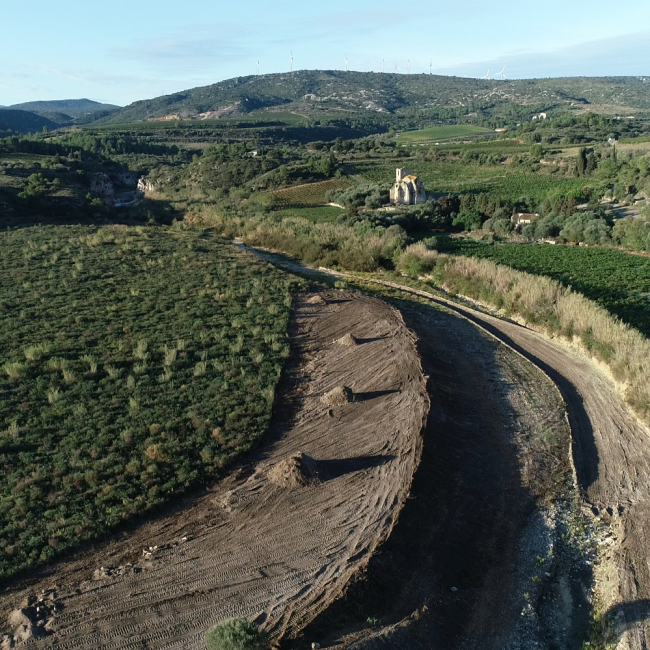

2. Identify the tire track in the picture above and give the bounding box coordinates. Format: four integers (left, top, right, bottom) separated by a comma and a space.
0, 292, 429, 649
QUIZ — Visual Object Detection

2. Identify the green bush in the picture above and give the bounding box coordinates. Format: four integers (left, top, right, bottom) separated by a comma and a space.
205, 618, 270, 650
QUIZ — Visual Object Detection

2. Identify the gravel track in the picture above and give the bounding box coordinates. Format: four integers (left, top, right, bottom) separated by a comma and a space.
0, 292, 429, 649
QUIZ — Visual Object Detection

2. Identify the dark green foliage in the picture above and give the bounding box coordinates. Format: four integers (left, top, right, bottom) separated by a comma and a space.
205, 618, 270, 650
325, 183, 390, 211
444, 240, 650, 336
0, 225, 304, 581
17, 173, 47, 201
0, 110, 58, 136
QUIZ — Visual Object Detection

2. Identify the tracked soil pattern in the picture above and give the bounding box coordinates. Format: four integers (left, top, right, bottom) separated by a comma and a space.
342, 277, 650, 650
0, 292, 429, 649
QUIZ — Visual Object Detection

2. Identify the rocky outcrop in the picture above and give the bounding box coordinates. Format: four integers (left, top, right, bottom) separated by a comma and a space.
113, 172, 138, 187
137, 177, 155, 194
89, 173, 114, 200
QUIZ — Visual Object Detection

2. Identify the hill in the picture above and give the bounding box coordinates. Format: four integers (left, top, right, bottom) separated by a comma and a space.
0, 109, 58, 135
9, 98, 119, 118
99, 71, 650, 125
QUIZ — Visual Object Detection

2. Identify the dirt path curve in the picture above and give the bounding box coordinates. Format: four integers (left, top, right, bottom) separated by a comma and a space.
238, 247, 650, 649
0, 292, 429, 650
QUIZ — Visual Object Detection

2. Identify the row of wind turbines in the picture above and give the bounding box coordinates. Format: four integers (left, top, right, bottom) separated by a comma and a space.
483, 66, 507, 80
255, 55, 507, 80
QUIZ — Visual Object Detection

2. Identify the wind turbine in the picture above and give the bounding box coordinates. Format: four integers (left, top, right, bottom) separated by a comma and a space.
345, 54, 348, 72
482, 69, 490, 80
290, 51, 293, 73
382, 59, 385, 73
429, 59, 433, 75
256, 61, 260, 75
496, 66, 506, 80
407, 59, 410, 74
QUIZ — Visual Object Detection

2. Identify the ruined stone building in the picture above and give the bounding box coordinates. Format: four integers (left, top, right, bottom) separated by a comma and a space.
389, 168, 427, 205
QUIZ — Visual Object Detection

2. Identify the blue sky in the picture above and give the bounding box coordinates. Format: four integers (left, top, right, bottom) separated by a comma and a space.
2, 0, 650, 106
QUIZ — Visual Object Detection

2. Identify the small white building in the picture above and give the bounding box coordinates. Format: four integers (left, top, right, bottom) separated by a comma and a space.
511, 212, 539, 225
389, 168, 427, 205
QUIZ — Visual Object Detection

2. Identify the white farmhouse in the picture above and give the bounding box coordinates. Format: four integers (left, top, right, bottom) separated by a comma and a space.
389, 168, 427, 205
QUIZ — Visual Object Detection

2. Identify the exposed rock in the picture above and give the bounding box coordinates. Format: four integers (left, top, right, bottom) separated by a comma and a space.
321, 386, 355, 406
137, 177, 155, 194
307, 295, 326, 305
89, 173, 114, 200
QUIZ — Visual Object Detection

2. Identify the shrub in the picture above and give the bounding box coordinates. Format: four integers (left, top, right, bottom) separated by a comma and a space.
433, 255, 650, 426
205, 618, 270, 650
397, 242, 438, 276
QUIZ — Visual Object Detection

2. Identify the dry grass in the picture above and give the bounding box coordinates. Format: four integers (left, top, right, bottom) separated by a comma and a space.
435, 255, 650, 425
397, 242, 439, 276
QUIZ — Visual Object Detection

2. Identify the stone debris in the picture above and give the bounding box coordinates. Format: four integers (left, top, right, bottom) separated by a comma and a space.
2, 589, 61, 646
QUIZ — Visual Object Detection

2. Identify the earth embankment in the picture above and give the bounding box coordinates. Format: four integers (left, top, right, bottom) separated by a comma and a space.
344, 277, 650, 650
0, 292, 429, 649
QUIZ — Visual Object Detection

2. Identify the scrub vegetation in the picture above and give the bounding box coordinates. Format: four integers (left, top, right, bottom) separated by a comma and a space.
0, 224, 303, 580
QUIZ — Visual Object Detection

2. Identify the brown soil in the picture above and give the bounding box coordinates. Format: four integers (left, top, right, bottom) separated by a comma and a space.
339, 277, 650, 650
0, 292, 429, 649
321, 385, 355, 406
290, 301, 573, 650
335, 333, 359, 347
267, 453, 320, 489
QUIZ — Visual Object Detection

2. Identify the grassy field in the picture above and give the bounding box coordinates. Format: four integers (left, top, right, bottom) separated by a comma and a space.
272, 178, 350, 206
446, 240, 650, 336
0, 224, 303, 580
271, 205, 345, 222
396, 125, 491, 143
353, 160, 600, 202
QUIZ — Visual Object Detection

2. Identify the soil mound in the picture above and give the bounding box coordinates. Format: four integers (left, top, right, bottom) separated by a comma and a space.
321, 386, 355, 406
307, 295, 326, 305
336, 333, 359, 347
268, 453, 320, 489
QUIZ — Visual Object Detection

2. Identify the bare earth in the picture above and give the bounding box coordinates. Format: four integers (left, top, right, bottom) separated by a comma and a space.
344, 277, 650, 650
0, 292, 429, 649
238, 245, 650, 648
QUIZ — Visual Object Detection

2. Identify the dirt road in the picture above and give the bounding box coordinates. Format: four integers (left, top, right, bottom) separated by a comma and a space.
0, 293, 429, 649
238, 246, 650, 648
340, 277, 650, 649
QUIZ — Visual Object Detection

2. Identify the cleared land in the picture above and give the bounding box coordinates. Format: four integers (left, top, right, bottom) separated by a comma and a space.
0, 291, 429, 649
345, 276, 650, 650
239, 249, 650, 649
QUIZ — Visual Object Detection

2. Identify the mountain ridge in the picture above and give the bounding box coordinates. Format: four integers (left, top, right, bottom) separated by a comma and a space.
8, 99, 119, 118
97, 71, 650, 125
